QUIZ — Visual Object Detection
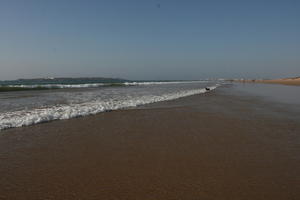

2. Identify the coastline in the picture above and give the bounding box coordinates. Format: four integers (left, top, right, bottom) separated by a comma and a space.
231, 77, 300, 86
0, 86, 299, 199
259, 78, 300, 86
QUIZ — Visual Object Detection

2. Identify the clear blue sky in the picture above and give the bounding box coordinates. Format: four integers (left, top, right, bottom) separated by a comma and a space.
0, 0, 299, 80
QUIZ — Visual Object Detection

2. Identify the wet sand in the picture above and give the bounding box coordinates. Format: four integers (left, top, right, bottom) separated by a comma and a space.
233, 77, 300, 86
0, 86, 299, 200
260, 77, 300, 86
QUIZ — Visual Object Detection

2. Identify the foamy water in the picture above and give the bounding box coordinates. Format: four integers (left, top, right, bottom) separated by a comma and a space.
6, 83, 106, 88
4, 80, 207, 88
0, 81, 220, 130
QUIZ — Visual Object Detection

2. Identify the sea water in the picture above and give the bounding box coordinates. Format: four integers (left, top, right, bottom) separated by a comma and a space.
0, 79, 221, 130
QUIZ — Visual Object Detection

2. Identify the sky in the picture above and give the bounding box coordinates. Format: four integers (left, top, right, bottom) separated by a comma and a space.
0, 0, 299, 80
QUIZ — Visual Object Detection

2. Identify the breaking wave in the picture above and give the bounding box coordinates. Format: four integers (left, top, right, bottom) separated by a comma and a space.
4, 81, 207, 89
123, 81, 207, 86
5, 83, 106, 89
0, 85, 219, 130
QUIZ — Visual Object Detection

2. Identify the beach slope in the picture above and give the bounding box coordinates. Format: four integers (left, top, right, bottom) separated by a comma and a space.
0, 87, 299, 200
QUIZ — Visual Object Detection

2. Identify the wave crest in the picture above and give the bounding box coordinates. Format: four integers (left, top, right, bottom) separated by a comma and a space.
0, 85, 219, 130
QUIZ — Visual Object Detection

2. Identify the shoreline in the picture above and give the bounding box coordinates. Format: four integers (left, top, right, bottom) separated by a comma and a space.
0, 84, 219, 131
0, 87, 299, 199
231, 77, 300, 86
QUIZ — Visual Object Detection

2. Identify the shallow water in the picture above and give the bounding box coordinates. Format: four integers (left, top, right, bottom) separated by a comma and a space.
232, 83, 300, 106
226, 83, 300, 120
0, 81, 220, 130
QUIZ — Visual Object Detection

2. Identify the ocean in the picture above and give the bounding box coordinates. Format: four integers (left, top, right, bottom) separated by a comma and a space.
0, 78, 221, 130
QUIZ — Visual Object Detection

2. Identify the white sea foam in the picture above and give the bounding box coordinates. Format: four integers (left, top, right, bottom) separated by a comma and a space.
5, 81, 207, 89
124, 80, 207, 86
0, 85, 219, 130
6, 83, 106, 89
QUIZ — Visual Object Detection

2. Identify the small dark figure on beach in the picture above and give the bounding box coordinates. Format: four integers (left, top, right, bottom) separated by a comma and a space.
205, 87, 210, 91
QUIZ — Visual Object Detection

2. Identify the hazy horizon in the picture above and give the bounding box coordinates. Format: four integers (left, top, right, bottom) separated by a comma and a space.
1, 0, 299, 80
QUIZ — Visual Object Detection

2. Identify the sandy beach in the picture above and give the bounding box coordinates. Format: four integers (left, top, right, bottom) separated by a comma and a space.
1, 1, 300, 199
233, 77, 300, 86
259, 77, 300, 86
0, 86, 299, 200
